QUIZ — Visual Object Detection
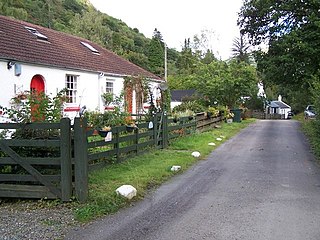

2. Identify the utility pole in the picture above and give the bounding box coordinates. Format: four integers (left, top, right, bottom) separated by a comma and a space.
164, 43, 167, 82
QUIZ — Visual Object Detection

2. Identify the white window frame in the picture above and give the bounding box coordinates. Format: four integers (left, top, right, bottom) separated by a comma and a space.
106, 80, 114, 94
65, 75, 78, 103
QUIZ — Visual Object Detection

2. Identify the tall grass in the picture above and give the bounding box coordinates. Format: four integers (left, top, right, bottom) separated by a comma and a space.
299, 113, 320, 159
74, 119, 256, 222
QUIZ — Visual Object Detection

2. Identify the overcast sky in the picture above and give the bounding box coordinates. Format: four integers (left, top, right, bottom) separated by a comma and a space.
89, 0, 243, 60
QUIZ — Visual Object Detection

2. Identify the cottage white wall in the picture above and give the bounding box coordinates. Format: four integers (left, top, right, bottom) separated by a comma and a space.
0, 61, 16, 109
101, 76, 124, 112
0, 60, 124, 113
171, 101, 182, 109
281, 108, 291, 119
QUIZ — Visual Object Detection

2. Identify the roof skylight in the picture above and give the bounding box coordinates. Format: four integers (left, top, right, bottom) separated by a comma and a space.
80, 41, 100, 54
24, 26, 48, 41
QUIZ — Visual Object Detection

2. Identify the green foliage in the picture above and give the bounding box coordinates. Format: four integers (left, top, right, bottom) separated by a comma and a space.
147, 28, 165, 76
193, 60, 258, 108
232, 34, 252, 64
310, 73, 320, 118
69, 8, 112, 47
239, 0, 320, 111
176, 39, 198, 75
301, 118, 320, 160
1, 89, 67, 124
85, 94, 128, 128
243, 96, 264, 111
207, 107, 220, 117
172, 101, 206, 114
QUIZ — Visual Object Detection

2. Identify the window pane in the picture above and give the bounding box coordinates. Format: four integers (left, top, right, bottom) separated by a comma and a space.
66, 75, 77, 103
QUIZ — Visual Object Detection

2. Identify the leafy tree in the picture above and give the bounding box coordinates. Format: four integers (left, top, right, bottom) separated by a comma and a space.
193, 60, 258, 108
238, 0, 320, 111
69, 8, 112, 47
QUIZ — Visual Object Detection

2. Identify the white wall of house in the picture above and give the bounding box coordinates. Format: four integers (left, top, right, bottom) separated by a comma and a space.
0, 60, 124, 117
1, 60, 161, 122
171, 101, 182, 109
269, 107, 291, 119
280, 108, 291, 119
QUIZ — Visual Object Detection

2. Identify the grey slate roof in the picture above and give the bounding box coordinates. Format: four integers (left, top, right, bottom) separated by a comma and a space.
171, 89, 197, 101
270, 101, 291, 109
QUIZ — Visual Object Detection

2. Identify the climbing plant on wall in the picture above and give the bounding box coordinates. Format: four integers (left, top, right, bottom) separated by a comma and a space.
123, 76, 149, 114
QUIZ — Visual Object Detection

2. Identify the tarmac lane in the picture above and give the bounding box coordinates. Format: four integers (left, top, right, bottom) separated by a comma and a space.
65, 120, 320, 240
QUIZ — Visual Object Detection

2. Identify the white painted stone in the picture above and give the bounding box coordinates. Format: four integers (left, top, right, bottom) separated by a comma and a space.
191, 151, 201, 158
216, 137, 222, 141
115, 185, 137, 200
208, 142, 216, 146
170, 165, 181, 172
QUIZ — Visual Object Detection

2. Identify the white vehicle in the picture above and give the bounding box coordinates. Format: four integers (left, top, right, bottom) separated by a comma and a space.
304, 105, 316, 119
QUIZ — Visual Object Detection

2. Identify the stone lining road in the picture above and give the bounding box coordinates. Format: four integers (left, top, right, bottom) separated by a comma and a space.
66, 120, 320, 240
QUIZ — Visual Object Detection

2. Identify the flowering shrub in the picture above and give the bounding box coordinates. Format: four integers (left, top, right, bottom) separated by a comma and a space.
1, 89, 67, 123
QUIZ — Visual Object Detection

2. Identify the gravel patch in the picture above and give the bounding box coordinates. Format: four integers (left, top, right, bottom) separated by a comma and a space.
0, 200, 82, 240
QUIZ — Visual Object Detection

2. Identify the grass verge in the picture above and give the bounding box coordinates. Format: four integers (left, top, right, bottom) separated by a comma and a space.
297, 113, 320, 159
74, 119, 256, 222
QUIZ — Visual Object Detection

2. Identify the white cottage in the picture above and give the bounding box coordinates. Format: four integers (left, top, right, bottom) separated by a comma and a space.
0, 15, 163, 121
267, 95, 292, 119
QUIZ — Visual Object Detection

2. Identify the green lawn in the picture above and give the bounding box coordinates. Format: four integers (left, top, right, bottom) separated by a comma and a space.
74, 119, 256, 222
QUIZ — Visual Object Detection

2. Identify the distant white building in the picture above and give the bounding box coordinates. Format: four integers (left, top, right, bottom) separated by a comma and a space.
170, 89, 197, 109
266, 95, 291, 119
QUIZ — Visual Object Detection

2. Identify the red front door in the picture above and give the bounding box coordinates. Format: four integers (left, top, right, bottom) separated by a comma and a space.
30, 75, 45, 121
30, 75, 45, 93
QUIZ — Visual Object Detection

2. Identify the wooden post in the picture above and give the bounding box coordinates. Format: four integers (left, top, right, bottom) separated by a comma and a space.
163, 113, 168, 148
60, 118, 72, 201
135, 126, 139, 155
74, 117, 88, 202
153, 113, 158, 148
114, 127, 120, 163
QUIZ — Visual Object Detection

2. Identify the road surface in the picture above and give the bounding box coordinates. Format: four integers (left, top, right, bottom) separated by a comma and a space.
66, 120, 320, 240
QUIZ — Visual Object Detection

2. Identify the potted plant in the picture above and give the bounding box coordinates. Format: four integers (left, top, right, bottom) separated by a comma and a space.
125, 118, 138, 132
226, 111, 234, 123
99, 126, 111, 137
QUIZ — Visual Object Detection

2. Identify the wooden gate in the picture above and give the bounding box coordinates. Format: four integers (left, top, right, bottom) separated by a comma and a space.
0, 118, 72, 201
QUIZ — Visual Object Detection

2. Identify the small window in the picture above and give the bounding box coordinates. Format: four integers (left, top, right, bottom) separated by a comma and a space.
80, 41, 100, 54
66, 75, 78, 103
106, 81, 114, 94
24, 26, 48, 41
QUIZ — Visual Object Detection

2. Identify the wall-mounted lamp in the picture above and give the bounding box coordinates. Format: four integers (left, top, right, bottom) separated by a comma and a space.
98, 72, 104, 78
7, 61, 16, 69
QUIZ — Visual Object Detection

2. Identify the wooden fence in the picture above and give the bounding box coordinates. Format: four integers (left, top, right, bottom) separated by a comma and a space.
0, 119, 72, 201
0, 112, 223, 202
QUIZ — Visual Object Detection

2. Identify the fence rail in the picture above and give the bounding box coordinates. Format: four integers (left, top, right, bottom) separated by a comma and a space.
0, 118, 72, 201
0, 112, 223, 202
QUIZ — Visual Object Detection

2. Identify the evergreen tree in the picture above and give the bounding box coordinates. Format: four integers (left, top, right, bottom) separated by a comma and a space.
147, 28, 165, 76
231, 33, 251, 64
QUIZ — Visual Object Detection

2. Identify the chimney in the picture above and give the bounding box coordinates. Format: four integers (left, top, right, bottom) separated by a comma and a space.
278, 95, 282, 102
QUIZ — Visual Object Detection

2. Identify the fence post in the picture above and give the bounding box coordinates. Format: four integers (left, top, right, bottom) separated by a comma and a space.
60, 118, 72, 201
74, 117, 88, 202
163, 113, 168, 148
153, 113, 158, 148
114, 127, 120, 163
135, 127, 139, 155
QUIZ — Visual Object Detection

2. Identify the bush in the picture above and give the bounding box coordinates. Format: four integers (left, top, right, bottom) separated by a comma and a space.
172, 100, 206, 113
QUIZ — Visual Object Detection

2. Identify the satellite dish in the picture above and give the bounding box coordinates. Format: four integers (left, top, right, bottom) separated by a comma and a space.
159, 82, 168, 91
